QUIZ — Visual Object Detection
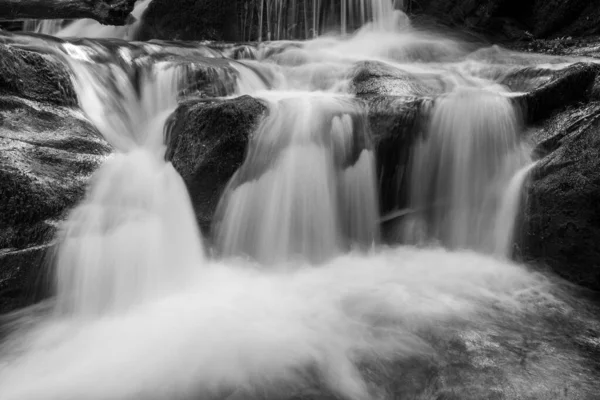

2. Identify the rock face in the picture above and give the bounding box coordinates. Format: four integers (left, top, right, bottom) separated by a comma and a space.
0, 45, 109, 313
520, 102, 600, 291
138, 0, 239, 41
0, 44, 76, 106
165, 96, 267, 235
413, 0, 600, 39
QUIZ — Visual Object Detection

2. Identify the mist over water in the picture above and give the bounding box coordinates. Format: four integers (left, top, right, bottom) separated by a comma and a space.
2, 1, 598, 399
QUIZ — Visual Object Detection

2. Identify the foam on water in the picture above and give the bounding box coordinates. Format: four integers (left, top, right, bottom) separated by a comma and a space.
0, 247, 551, 400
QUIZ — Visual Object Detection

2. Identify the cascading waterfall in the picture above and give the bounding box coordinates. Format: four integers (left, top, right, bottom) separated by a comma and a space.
214, 93, 379, 264
1, 2, 597, 400
403, 87, 533, 256
54, 58, 206, 315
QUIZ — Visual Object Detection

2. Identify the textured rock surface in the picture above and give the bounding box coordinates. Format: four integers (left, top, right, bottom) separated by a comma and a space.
521, 102, 600, 291
165, 96, 267, 235
412, 0, 600, 39
0, 45, 109, 314
0, 44, 76, 106
137, 0, 239, 41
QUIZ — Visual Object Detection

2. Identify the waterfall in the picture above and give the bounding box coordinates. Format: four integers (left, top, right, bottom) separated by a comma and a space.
1, 3, 593, 400
214, 94, 379, 265
403, 87, 532, 256
54, 59, 205, 316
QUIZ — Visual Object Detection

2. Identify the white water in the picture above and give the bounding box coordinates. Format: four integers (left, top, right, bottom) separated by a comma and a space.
215, 94, 379, 264
403, 87, 532, 256
53, 61, 206, 315
493, 161, 537, 257
0, 248, 551, 400
1, 1, 592, 399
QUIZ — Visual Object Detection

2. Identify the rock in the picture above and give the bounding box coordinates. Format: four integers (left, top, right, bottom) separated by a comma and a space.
0, 96, 108, 313
137, 0, 239, 41
414, 0, 600, 39
0, 44, 110, 313
165, 95, 267, 235
0, 245, 53, 314
365, 95, 429, 216
0, 44, 76, 106
505, 62, 600, 123
0, 96, 109, 250
349, 60, 445, 97
519, 102, 600, 291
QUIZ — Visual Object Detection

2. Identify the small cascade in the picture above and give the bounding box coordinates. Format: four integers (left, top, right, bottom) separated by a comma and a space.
404, 87, 532, 256
54, 60, 205, 316
214, 94, 379, 265
493, 161, 537, 257
23, 19, 65, 35
3, 3, 598, 400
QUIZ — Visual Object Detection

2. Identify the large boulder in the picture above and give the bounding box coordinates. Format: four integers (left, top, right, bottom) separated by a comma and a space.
520, 101, 600, 291
165, 95, 267, 235
0, 44, 76, 106
0, 46, 109, 313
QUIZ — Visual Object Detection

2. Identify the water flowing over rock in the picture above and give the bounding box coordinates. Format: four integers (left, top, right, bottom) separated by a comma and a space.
1, 4, 600, 400
0, 44, 109, 312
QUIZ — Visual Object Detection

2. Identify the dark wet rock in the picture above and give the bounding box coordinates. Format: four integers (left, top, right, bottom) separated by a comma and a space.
0, 91, 109, 313
414, 0, 600, 39
519, 102, 600, 291
0, 44, 76, 106
138, 0, 239, 41
506, 62, 600, 123
0, 245, 53, 314
0, 96, 108, 247
165, 95, 267, 235
365, 95, 429, 218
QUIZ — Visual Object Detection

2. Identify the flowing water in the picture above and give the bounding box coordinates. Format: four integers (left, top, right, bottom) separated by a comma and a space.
1, 1, 599, 399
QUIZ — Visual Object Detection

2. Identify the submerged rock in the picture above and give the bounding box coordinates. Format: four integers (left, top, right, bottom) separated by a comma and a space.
165, 96, 267, 235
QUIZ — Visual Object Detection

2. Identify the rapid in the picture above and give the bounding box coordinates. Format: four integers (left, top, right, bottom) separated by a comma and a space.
1, 1, 599, 399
